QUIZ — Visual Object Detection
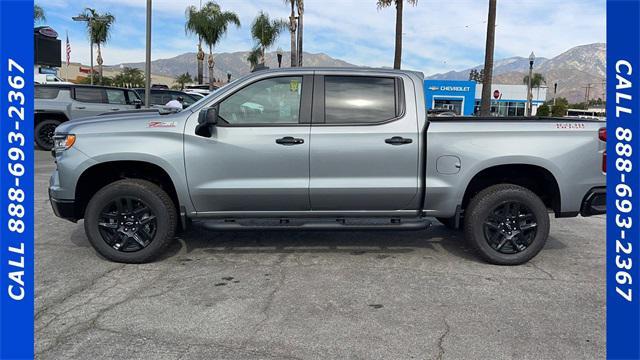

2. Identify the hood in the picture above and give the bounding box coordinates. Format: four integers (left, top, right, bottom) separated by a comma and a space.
56, 109, 190, 134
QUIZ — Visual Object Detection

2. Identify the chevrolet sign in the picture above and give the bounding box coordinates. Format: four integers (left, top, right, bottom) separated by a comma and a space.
427, 85, 471, 92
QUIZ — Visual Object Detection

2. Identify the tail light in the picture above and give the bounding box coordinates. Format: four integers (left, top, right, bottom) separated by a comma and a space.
599, 128, 606, 142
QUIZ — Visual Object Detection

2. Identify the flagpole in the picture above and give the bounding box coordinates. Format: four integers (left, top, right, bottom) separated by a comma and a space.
65, 30, 69, 81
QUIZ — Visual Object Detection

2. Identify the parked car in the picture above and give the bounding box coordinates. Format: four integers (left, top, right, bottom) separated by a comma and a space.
34, 73, 73, 85
49, 67, 606, 265
133, 88, 201, 109
34, 84, 142, 150
184, 91, 206, 100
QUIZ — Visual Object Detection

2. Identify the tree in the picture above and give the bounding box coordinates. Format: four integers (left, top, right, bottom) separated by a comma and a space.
175, 72, 193, 90
523, 73, 546, 88
469, 69, 484, 82
377, 0, 418, 69
250, 11, 287, 65
185, 4, 207, 85
296, 0, 304, 66
479, 0, 497, 116
285, 0, 298, 67
34, 4, 46, 23
246, 48, 261, 70
78, 74, 113, 86
198, 2, 240, 90
551, 97, 568, 117
536, 104, 550, 116
112, 67, 144, 88
79, 8, 115, 85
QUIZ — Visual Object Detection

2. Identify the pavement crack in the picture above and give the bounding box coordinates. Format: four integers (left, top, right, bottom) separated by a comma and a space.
436, 317, 450, 360
529, 261, 555, 280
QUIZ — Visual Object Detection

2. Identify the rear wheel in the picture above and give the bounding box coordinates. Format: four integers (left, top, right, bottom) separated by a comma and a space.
84, 179, 177, 263
464, 184, 550, 265
35, 119, 61, 151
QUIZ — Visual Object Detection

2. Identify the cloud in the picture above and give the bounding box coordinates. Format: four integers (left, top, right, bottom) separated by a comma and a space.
43, 0, 605, 75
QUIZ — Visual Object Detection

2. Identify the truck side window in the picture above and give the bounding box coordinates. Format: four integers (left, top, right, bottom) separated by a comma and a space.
106, 89, 127, 105
75, 87, 106, 103
324, 76, 397, 124
218, 76, 302, 125
35, 87, 61, 99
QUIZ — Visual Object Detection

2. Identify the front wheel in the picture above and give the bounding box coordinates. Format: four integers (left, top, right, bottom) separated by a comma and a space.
35, 119, 61, 150
464, 184, 550, 265
84, 179, 177, 263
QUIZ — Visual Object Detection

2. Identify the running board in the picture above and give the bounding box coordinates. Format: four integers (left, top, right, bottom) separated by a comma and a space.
197, 217, 431, 231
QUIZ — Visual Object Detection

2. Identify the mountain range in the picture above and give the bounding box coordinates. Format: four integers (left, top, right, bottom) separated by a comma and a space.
427, 43, 606, 103
108, 43, 605, 103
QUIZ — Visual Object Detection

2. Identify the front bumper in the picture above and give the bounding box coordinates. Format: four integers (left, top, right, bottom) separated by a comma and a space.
580, 187, 606, 217
49, 189, 77, 222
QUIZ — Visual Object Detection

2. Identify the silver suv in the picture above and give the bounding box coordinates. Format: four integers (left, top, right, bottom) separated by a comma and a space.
34, 84, 142, 150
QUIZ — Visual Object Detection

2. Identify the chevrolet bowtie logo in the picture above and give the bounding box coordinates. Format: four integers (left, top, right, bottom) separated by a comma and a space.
428, 86, 439, 91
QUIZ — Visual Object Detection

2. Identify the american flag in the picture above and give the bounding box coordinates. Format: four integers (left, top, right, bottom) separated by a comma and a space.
65, 32, 71, 66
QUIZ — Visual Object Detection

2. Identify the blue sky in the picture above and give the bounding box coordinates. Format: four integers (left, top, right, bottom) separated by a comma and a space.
39, 0, 606, 75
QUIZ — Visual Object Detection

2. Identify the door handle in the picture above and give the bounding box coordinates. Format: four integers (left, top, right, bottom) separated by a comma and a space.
110, 108, 120, 111
385, 136, 412, 145
75, 106, 86, 109
276, 136, 304, 146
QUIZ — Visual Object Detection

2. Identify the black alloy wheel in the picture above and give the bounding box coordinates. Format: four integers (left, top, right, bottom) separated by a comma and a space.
97, 197, 157, 252
482, 201, 538, 254
463, 184, 550, 265
35, 119, 61, 150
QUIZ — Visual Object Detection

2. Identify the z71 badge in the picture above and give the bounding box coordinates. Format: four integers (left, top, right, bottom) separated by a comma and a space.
148, 121, 177, 128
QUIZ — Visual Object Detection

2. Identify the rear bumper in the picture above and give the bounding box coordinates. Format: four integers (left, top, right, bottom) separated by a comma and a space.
580, 187, 606, 217
49, 189, 77, 222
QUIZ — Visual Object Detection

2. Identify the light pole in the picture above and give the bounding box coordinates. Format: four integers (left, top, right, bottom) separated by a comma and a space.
553, 82, 558, 107
276, 47, 283, 68
72, 14, 110, 85
144, 0, 152, 108
527, 51, 535, 116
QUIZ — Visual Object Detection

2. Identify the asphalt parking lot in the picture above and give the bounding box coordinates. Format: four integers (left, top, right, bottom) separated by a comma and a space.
35, 150, 605, 360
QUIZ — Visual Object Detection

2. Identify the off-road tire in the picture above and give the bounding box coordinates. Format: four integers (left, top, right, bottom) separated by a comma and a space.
84, 179, 177, 263
464, 184, 550, 265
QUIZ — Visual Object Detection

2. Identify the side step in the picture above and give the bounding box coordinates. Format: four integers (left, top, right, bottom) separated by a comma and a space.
198, 217, 431, 231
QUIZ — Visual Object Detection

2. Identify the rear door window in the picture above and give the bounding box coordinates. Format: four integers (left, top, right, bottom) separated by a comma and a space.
106, 89, 127, 105
74, 87, 106, 103
324, 76, 398, 124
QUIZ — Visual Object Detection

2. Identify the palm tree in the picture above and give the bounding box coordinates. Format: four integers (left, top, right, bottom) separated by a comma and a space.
246, 48, 261, 70
296, 0, 304, 66
34, 4, 46, 23
175, 72, 193, 90
198, 2, 240, 90
376, 0, 417, 69
250, 11, 287, 66
79, 8, 115, 85
523, 73, 546, 88
479, 0, 496, 116
185, 5, 207, 85
284, 0, 297, 67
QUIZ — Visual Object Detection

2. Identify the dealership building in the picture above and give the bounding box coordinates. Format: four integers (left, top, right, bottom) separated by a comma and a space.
424, 80, 547, 116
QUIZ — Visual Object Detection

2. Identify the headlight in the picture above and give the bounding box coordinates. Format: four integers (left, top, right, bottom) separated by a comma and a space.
53, 134, 76, 151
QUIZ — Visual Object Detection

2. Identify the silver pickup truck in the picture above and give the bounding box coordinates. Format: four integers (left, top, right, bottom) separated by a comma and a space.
49, 67, 606, 265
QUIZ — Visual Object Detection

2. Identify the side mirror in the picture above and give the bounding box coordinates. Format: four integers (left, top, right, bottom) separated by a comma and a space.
132, 99, 142, 109
196, 107, 217, 137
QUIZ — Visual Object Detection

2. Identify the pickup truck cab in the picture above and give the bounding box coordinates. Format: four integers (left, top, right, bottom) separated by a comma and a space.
49, 67, 606, 265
